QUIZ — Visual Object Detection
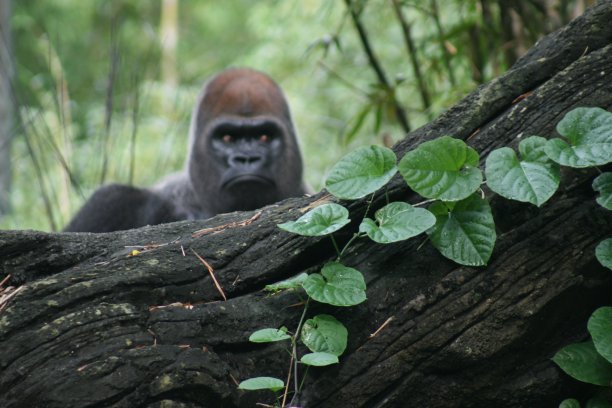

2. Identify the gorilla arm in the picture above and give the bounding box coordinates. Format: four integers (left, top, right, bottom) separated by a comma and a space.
63, 184, 182, 233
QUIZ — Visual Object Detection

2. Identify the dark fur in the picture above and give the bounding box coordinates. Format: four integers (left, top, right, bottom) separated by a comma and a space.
65, 68, 306, 232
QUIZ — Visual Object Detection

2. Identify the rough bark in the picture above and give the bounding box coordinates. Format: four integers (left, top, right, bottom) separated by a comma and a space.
1, 2, 612, 407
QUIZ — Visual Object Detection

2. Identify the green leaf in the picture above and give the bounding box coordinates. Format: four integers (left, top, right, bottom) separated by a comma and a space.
596, 239, 612, 270
238, 377, 284, 392
593, 173, 612, 210
303, 262, 366, 307
249, 328, 291, 343
278, 203, 350, 236
544, 107, 612, 168
359, 202, 436, 243
300, 352, 339, 366
325, 145, 398, 199
560, 399, 581, 408
301, 314, 348, 356
586, 398, 612, 408
264, 273, 309, 292
589, 307, 612, 363
552, 341, 612, 386
485, 136, 560, 206
427, 194, 496, 266
398, 136, 483, 201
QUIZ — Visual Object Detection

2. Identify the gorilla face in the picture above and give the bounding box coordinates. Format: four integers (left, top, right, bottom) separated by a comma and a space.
208, 117, 286, 211
187, 68, 304, 217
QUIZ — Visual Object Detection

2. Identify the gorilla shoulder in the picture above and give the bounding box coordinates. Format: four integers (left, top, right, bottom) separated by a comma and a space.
64, 184, 181, 232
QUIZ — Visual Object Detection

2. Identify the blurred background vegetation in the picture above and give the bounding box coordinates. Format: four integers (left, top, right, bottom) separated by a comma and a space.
0, 0, 593, 231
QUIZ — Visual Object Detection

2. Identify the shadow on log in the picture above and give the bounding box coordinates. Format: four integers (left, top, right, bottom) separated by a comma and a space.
1, 3, 612, 407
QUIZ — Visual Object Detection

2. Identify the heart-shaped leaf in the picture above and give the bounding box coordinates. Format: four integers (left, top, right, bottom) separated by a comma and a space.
544, 107, 612, 168
302, 262, 366, 307
249, 328, 291, 343
588, 307, 612, 364
238, 377, 284, 392
359, 202, 436, 243
278, 203, 350, 236
593, 173, 612, 210
485, 136, 560, 206
301, 314, 348, 356
300, 352, 339, 367
596, 239, 612, 271
399, 136, 483, 201
325, 145, 397, 199
552, 341, 612, 386
427, 194, 496, 266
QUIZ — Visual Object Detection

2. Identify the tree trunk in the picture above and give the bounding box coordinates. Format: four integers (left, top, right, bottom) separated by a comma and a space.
1, 3, 612, 407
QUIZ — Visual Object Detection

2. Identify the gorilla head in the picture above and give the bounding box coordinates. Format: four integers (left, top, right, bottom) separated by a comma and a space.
64, 68, 307, 233
187, 68, 304, 216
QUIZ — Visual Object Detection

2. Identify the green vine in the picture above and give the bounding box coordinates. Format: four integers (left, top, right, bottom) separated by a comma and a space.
238, 107, 612, 407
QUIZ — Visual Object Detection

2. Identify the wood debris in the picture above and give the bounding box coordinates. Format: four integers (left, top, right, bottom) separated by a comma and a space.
192, 211, 262, 238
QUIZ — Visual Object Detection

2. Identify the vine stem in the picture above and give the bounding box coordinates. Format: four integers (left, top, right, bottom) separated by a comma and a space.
289, 297, 310, 406
338, 232, 365, 260
281, 351, 294, 407
336, 191, 376, 261
413, 197, 437, 207
330, 235, 341, 258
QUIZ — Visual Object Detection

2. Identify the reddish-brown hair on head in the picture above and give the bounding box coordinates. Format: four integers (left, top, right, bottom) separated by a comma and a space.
198, 67, 292, 123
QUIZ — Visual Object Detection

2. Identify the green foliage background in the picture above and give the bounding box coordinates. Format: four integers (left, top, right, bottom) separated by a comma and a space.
2, 0, 576, 230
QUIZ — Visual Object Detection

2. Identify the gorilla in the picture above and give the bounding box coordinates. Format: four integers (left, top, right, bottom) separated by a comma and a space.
65, 68, 307, 233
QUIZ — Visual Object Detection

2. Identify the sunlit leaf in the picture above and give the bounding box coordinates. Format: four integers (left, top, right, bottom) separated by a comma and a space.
359, 202, 435, 243
544, 107, 612, 168
278, 203, 350, 236
300, 352, 339, 366
238, 377, 284, 392
249, 328, 291, 343
264, 273, 309, 292
301, 314, 348, 356
303, 262, 366, 307
325, 145, 397, 199
427, 194, 496, 266
485, 136, 560, 206
399, 136, 482, 201
552, 341, 612, 386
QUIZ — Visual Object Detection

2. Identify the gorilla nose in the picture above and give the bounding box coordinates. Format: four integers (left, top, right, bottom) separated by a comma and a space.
229, 154, 263, 167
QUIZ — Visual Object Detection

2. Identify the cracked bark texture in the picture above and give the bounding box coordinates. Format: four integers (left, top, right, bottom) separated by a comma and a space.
1, 2, 612, 407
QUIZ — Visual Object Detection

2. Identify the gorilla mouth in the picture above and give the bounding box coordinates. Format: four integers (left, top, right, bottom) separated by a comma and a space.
223, 175, 275, 189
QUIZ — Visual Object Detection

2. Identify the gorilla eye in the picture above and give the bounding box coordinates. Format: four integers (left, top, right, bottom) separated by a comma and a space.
222, 134, 232, 143
259, 134, 269, 142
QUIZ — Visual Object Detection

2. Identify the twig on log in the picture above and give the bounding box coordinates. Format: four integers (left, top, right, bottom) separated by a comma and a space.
192, 248, 227, 301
